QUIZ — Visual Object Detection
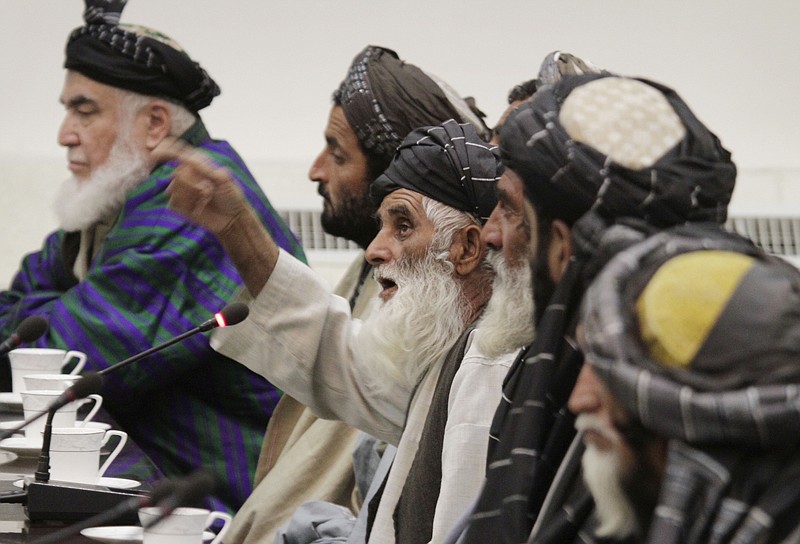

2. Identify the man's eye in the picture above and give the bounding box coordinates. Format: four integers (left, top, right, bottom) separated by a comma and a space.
332, 154, 345, 165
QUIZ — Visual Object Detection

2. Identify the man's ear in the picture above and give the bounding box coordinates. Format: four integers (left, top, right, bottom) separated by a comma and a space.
143, 100, 172, 150
451, 224, 484, 276
547, 219, 573, 283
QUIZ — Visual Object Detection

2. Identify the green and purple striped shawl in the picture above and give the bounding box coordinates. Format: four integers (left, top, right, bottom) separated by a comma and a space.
0, 121, 306, 513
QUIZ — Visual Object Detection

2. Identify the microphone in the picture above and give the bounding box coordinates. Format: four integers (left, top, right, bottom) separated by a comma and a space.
98, 302, 250, 377
0, 315, 49, 356
0, 372, 104, 442
34, 373, 105, 483
140, 468, 217, 530
29, 478, 179, 544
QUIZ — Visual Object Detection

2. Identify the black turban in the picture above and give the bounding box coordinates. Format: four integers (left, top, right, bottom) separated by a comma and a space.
499, 73, 736, 227
370, 120, 501, 223
64, 0, 220, 112
333, 46, 473, 165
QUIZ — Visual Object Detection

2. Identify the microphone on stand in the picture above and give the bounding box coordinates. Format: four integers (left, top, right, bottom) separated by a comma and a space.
29, 478, 179, 544
0, 315, 49, 356
98, 302, 249, 377
0, 372, 104, 442
25, 304, 248, 523
33, 373, 105, 483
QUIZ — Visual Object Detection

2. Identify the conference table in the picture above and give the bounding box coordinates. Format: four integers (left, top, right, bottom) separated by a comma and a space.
0, 397, 160, 543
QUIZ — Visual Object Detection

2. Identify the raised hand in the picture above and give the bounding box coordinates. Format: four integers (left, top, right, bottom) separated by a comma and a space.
153, 137, 250, 236
153, 137, 279, 296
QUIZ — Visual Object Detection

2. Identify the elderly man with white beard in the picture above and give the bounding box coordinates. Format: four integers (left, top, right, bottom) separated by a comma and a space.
0, 0, 304, 514
164, 119, 502, 543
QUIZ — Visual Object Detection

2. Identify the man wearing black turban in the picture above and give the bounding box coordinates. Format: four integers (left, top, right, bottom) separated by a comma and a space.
219, 45, 490, 543
165, 119, 502, 543
457, 74, 737, 543
0, 0, 306, 514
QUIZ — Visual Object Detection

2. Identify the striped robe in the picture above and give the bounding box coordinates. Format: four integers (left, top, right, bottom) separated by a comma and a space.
0, 121, 306, 513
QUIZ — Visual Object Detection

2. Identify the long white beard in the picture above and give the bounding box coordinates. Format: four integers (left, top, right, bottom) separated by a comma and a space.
54, 132, 151, 231
475, 250, 535, 358
357, 250, 468, 393
576, 413, 640, 539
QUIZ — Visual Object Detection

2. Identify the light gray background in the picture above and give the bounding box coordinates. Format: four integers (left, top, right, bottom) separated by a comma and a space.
1, 1, 798, 285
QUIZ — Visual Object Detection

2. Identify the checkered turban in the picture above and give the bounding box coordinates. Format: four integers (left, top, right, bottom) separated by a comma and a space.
333, 46, 480, 166
500, 74, 736, 226
65, 0, 220, 112
370, 120, 501, 223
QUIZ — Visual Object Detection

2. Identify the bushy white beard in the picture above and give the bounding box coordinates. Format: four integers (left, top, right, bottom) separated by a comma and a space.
576, 413, 640, 539
54, 131, 151, 232
357, 250, 468, 393
475, 249, 535, 358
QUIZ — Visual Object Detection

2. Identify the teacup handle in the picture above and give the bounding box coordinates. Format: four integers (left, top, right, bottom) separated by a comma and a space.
98, 430, 127, 478
63, 351, 87, 375
205, 510, 232, 544
75, 394, 103, 426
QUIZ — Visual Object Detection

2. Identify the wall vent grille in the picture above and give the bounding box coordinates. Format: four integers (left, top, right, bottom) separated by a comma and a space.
279, 209, 800, 257
725, 216, 800, 256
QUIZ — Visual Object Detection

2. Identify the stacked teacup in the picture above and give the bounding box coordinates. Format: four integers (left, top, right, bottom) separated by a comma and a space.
3, 347, 128, 485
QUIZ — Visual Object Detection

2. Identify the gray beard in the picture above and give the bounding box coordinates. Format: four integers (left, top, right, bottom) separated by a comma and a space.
54, 135, 151, 231
475, 249, 535, 358
577, 414, 640, 540
357, 250, 468, 394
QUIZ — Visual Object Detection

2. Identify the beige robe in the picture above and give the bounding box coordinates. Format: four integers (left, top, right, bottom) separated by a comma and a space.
224, 254, 379, 544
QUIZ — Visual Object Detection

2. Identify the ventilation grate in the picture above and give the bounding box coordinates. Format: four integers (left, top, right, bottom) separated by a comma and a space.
725, 216, 800, 256
279, 209, 800, 257
278, 209, 360, 251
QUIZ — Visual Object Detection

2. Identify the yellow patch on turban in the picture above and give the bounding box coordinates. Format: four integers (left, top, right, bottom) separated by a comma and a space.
636, 250, 756, 368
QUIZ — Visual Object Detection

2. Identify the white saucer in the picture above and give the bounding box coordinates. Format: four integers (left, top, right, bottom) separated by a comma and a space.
0, 450, 17, 465
0, 392, 23, 412
0, 392, 22, 404
0, 420, 111, 432
13, 476, 139, 489
99, 477, 141, 489
80, 526, 214, 543
0, 437, 41, 457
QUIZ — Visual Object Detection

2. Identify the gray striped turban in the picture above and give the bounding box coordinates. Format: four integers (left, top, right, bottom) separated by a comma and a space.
334, 46, 473, 165
499, 74, 736, 226
581, 225, 800, 544
370, 120, 501, 223
65, 0, 220, 112
582, 225, 800, 448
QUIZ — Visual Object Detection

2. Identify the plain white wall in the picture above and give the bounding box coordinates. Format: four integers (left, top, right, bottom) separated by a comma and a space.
1, 0, 798, 286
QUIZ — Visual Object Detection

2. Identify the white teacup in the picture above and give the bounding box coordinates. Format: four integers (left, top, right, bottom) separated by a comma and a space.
9, 348, 87, 393
48, 427, 127, 484
20, 390, 102, 445
23, 373, 79, 392
139, 507, 231, 544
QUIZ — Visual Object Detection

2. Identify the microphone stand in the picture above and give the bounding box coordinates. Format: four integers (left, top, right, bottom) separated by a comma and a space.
34, 409, 55, 483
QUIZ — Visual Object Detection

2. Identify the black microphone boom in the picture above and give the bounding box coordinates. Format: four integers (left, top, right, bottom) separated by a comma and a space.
0, 315, 49, 356
98, 302, 249, 376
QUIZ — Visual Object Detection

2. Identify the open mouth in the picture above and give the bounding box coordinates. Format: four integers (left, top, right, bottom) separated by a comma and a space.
377, 277, 398, 301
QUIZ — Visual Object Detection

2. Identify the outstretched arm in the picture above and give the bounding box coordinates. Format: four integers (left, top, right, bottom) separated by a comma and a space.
158, 139, 279, 297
